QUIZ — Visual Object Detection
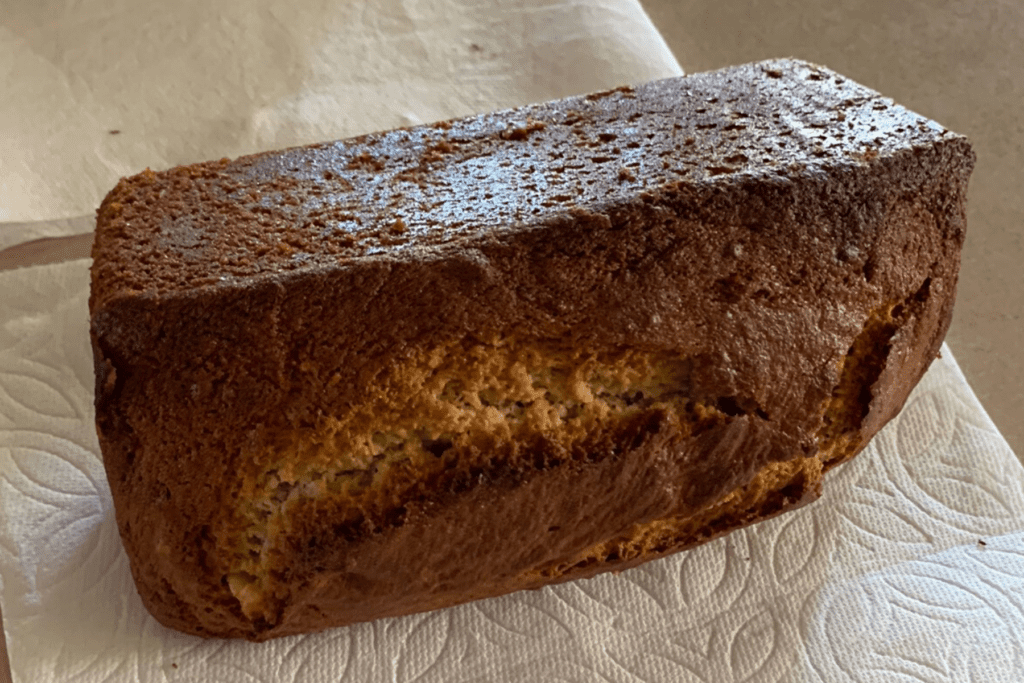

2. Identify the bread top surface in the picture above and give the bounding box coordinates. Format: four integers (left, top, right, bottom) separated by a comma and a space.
89, 58, 969, 311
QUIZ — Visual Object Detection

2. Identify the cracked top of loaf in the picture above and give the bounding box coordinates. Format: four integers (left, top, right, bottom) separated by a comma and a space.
90, 58, 966, 307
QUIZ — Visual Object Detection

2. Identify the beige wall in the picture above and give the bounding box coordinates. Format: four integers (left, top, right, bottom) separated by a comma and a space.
642, 0, 1023, 461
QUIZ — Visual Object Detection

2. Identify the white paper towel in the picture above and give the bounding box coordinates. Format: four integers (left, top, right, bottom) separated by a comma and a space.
2, 260, 1023, 682
3, 0, 1023, 681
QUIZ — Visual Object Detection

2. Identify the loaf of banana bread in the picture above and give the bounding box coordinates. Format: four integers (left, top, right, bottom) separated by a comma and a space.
89, 58, 974, 640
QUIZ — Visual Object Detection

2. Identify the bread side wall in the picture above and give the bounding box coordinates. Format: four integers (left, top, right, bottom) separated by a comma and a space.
90, 136, 971, 639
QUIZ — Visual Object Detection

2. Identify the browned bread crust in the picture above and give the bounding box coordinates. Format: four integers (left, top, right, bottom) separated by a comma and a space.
89, 59, 974, 640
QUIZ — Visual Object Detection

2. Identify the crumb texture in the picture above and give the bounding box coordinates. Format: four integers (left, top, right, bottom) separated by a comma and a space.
227, 340, 751, 620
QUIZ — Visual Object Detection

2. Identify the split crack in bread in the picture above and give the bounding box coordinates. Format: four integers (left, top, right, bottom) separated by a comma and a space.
89, 58, 975, 640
